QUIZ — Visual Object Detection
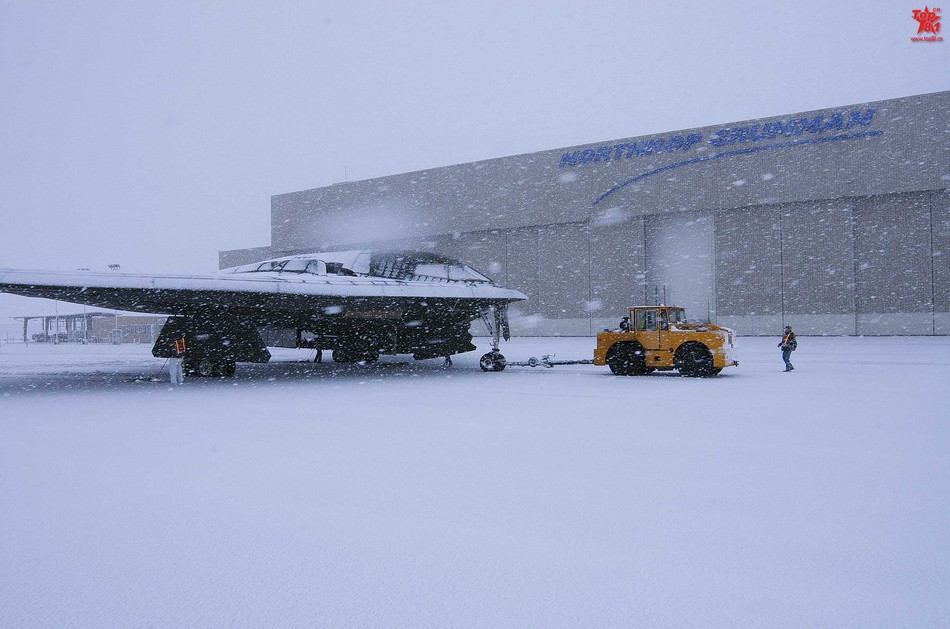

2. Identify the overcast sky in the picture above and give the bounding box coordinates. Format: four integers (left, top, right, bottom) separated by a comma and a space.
1, 1, 947, 318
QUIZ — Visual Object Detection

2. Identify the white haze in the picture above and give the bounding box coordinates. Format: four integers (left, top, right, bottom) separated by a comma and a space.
1, 1, 947, 279
2, 2, 946, 328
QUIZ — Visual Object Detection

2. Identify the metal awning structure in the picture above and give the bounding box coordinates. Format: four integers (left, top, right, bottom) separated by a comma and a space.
12, 310, 124, 343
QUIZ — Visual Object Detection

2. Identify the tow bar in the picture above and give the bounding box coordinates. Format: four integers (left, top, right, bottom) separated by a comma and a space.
506, 354, 595, 368
478, 305, 594, 372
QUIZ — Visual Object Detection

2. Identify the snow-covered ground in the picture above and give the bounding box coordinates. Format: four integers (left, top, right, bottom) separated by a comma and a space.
2, 336, 948, 628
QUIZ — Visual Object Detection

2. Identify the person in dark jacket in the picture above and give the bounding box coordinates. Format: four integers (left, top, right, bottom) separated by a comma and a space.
778, 325, 797, 371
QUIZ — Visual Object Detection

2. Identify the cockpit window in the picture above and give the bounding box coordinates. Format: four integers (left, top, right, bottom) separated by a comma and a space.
230, 251, 490, 282
232, 258, 327, 275
255, 260, 287, 272
281, 259, 326, 274
414, 263, 490, 283
326, 262, 358, 276
369, 251, 491, 283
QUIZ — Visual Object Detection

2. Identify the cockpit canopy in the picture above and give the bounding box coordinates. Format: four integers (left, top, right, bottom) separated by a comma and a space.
224, 250, 492, 284
248, 259, 327, 274
368, 251, 490, 283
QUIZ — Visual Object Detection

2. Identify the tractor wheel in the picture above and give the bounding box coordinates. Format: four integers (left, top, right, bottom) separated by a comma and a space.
675, 343, 713, 377
606, 342, 646, 376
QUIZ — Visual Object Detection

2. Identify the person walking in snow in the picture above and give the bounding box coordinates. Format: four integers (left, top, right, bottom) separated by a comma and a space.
778, 325, 797, 372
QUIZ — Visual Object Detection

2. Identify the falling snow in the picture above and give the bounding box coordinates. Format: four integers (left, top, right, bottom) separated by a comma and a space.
1, 335, 948, 628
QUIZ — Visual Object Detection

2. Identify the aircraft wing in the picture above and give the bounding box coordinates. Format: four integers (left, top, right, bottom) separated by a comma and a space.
0, 268, 525, 318
0, 251, 527, 370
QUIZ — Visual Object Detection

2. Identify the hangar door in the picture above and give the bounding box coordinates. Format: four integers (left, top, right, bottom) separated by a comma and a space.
644, 211, 716, 322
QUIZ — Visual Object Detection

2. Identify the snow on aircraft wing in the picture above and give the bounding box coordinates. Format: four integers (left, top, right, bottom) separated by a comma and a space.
1, 251, 527, 369
0, 251, 527, 317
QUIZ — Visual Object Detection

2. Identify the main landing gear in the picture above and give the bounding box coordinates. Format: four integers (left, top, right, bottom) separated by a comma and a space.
187, 357, 236, 378
479, 305, 508, 372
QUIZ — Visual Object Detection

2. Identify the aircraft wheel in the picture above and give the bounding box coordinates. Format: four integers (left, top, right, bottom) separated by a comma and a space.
197, 357, 217, 377
332, 348, 355, 363
358, 352, 379, 365
493, 353, 506, 371
333, 348, 378, 364
479, 352, 507, 372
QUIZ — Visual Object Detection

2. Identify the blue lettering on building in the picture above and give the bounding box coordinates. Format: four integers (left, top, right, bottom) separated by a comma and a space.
592, 128, 884, 206
566, 108, 877, 167
705, 108, 875, 149
559, 132, 705, 166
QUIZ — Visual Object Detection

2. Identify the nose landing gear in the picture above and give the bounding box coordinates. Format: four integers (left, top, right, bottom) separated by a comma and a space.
479, 305, 508, 372
479, 351, 507, 372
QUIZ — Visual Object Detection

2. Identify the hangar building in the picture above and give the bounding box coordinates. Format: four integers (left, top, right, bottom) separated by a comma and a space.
222, 91, 950, 336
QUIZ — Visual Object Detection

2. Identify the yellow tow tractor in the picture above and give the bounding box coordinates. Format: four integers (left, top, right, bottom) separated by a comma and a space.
593, 306, 738, 377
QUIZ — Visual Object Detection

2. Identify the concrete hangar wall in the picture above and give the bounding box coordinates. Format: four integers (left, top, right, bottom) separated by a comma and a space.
222, 91, 950, 336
